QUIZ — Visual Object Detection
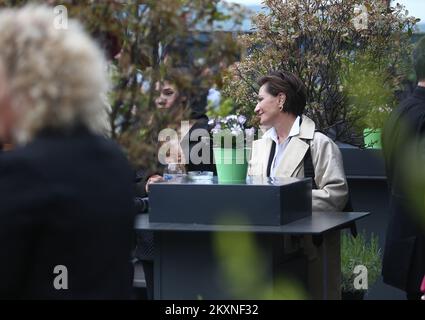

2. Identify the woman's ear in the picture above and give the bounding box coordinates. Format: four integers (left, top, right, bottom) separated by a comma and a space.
278, 93, 286, 111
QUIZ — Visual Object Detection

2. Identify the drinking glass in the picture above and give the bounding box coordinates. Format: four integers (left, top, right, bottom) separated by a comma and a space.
163, 163, 186, 181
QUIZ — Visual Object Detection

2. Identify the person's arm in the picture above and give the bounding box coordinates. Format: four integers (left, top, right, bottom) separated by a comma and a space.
134, 168, 163, 196
145, 174, 164, 193
247, 140, 266, 177
247, 141, 258, 176
310, 133, 349, 212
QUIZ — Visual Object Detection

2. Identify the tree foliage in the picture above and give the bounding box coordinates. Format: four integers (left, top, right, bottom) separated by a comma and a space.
0, 0, 245, 171
222, 0, 419, 144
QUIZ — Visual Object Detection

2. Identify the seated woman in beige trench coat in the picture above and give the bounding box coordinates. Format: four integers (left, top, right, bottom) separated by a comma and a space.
248, 70, 349, 299
248, 70, 348, 211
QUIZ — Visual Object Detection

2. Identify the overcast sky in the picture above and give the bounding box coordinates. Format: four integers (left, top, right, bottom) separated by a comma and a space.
228, 0, 425, 22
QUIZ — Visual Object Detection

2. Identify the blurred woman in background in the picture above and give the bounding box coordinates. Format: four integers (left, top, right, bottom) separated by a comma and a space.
134, 68, 215, 299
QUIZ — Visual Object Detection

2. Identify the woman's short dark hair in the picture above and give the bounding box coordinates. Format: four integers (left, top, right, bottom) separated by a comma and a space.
257, 71, 307, 116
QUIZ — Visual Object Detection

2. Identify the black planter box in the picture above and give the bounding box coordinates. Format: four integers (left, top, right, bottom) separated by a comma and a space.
149, 176, 312, 226
339, 147, 385, 178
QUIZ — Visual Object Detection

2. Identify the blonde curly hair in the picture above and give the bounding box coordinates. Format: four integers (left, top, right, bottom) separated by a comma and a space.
0, 5, 110, 142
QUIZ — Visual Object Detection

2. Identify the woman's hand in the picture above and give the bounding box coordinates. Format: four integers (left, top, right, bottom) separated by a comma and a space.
145, 174, 164, 193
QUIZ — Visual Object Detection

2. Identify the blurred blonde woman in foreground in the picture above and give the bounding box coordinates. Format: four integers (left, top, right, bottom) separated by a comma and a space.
0, 5, 135, 299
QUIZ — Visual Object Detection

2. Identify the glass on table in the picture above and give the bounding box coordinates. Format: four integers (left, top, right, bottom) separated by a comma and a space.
163, 162, 187, 181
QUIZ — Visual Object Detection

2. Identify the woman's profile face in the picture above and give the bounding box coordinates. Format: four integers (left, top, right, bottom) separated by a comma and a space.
155, 81, 180, 109
254, 84, 283, 127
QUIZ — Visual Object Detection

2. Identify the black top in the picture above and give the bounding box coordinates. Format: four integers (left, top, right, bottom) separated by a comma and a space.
0, 125, 136, 299
182, 114, 216, 174
135, 114, 217, 198
134, 114, 216, 261
383, 86, 425, 194
382, 86, 425, 292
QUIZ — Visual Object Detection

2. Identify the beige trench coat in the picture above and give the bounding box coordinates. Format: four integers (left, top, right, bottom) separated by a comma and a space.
248, 115, 348, 212
248, 115, 349, 299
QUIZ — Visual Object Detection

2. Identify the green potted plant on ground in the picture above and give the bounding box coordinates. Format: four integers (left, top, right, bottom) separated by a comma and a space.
341, 231, 382, 300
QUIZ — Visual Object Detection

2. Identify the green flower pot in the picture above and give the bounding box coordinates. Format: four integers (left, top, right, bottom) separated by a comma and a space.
363, 128, 382, 149
213, 147, 250, 183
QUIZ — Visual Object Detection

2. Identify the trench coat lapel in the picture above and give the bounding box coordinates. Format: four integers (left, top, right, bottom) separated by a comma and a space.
260, 138, 273, 176
274, 137, 309, 177
273, 115, 315, 177
253, 116, 315, 177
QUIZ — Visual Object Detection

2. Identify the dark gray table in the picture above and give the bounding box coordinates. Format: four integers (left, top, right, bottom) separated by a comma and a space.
135, 211, 370, 300
135, 212, 369, 235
